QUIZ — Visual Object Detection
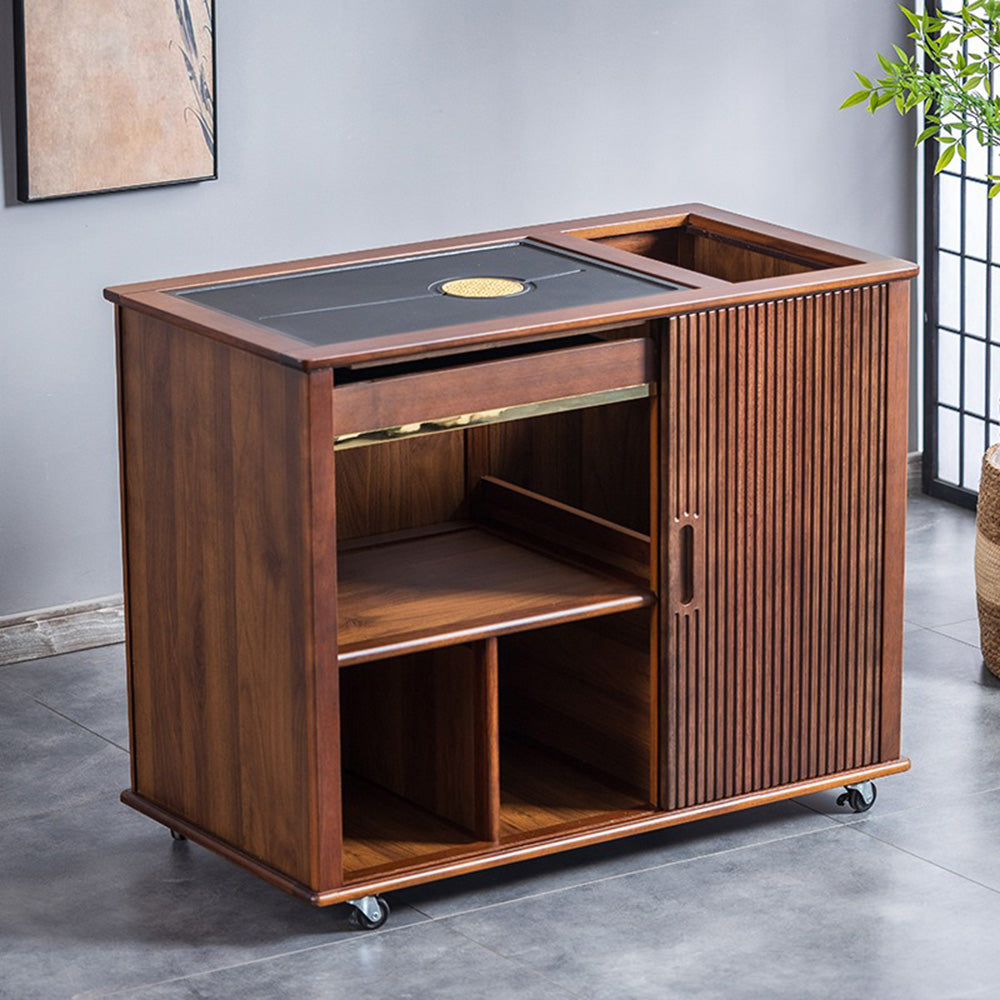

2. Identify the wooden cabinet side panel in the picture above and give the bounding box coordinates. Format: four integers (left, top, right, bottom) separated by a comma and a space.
119, 311, 323, 885
661, 284, 903, 810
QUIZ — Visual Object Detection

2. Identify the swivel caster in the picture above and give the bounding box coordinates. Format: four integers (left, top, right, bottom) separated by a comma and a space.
837, 780, 877, 814
169, 829, 187, 841
347, 894, 390, 930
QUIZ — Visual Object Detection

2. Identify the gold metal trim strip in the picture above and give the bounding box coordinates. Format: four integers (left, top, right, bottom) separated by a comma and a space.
334, 384, 650, 450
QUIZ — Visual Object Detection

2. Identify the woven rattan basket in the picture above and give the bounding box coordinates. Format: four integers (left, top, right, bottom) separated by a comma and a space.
976, 443, 1000, 679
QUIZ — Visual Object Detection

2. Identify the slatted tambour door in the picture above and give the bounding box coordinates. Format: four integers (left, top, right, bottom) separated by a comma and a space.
661, 286, 890, 811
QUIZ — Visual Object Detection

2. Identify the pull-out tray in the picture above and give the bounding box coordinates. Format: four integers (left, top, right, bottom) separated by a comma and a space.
333, 335, 653, 444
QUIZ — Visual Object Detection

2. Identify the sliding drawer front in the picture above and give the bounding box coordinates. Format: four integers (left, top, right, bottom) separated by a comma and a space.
661, 285, 902, 811
333, 337, 653, 439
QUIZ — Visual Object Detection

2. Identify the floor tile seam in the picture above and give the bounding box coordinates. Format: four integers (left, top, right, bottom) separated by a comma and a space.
909, 620, 978, 638
78, 914, 450, 999
840, 822, 1000, 898
25, 696, 129, 753
926, 614, 979, 628
789, 799, 848, 824
922, 625, 981, 649
444, 922, 586, 999
413, 821, 846, 924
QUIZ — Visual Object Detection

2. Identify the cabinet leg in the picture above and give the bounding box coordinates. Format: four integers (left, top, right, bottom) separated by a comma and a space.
346, 894, 390, 930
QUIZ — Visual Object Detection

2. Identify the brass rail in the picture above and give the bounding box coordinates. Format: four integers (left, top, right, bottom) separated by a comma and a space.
333, 384, 650, 450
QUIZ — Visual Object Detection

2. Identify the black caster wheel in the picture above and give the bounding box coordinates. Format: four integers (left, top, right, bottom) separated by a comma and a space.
836, 782, 877, 814
169, 829, 187, 841
350, 895, 390, 930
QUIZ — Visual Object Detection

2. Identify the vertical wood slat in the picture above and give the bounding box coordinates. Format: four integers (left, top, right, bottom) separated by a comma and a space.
881, 282, 909, 761
660, 283, 903, 808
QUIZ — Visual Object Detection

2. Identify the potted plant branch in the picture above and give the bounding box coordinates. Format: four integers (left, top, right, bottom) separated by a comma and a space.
844, 1, 1000, 189
844, 0, 1000, 678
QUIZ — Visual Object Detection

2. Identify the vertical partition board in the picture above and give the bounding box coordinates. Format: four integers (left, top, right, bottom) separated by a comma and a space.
118, 310, 336, 887
661, 284, 905, 810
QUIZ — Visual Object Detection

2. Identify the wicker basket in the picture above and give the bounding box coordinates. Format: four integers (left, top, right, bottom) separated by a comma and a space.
975, 443, 1000, 679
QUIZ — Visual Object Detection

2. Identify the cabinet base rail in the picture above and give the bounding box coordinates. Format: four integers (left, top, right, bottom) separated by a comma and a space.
122, 756, 909, 907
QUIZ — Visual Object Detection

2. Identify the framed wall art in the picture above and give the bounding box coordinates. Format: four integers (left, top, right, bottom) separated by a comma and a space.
13, 1, 217, 202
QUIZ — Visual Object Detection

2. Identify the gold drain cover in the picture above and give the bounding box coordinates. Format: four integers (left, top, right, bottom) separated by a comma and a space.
439, 277, 527, 298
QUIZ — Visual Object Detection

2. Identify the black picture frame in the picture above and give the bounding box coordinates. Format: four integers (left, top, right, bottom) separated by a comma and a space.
13, 0, 218, 202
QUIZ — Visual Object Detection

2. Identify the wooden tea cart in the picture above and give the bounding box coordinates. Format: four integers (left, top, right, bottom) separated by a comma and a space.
106, 204, 915, 928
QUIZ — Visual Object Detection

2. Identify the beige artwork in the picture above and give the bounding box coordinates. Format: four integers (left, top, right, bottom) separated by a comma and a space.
18, 0, 215, 200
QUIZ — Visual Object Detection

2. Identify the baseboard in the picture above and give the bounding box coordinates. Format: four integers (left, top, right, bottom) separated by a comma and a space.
908, 451, 922, 496
0, 594, 125, 666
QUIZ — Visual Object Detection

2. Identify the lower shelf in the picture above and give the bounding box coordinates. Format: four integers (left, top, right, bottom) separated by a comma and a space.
341, 741, 651, 883
341, 774, 484, 880
499, 740, 649, 842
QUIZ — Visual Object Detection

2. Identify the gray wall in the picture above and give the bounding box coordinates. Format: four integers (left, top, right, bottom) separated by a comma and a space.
0, 1, 916, 616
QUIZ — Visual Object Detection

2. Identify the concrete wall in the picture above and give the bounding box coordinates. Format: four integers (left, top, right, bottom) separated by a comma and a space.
0, 0, 916, 615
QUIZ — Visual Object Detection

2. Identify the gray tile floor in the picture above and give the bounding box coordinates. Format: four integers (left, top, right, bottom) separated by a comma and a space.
3, 494, 1000, 999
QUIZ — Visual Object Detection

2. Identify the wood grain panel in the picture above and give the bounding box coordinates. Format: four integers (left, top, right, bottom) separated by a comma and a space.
473, 476, 650, 586
119, 310, 326, 886
333, 433, 466, 539
661, 283, 904, 810
340, 775, 482, 879
499, 610, 653, 800
488, 397, 651, 533
591, 227, 821, 282
498, 741, 647, 842
340, 642, 497, 840
336, 526, 651, 665
306, 368, 343, 890
332, 337, 652, 437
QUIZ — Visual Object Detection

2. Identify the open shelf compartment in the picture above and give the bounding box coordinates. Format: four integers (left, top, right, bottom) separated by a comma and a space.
498, 610, 655, 841
336, 494, 652, 666
334, 377, 655, 667
338, 608, 657, 883
334, 386, 658, 880
339, 642, 496, 882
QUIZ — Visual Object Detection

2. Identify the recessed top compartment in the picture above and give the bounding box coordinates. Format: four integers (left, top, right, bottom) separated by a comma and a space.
574, 218, 858, 283
172, 239, 681, 346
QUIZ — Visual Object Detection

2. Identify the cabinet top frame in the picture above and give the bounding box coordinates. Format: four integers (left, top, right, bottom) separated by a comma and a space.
104, 203, 918, 370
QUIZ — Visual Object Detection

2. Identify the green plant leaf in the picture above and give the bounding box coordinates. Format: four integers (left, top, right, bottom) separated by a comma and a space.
935, 143, 957, 172
915, 124, 939, 144
841, 89, 871, 109
856, 71, 874, 89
